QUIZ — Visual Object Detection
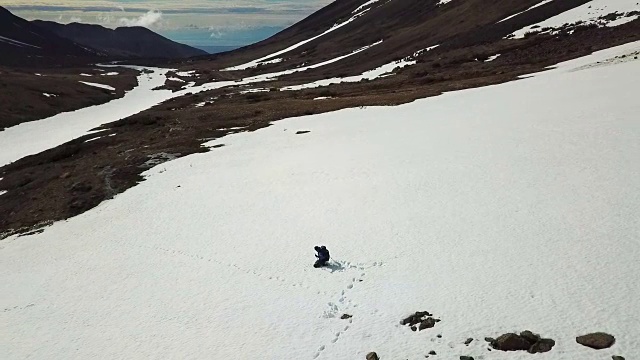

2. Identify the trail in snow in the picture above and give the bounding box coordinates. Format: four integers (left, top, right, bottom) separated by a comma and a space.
1, 42, 639, 360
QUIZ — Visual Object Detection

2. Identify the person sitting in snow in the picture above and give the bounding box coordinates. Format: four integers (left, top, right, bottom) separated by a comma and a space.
314, 246, 330, 268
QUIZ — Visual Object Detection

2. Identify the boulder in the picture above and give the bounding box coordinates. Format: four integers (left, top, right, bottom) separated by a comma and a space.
460, 356, 474, 360
576, 332, 615, 349
611, 356, 625, 360
464, 338, 474, 345
519, 330, 540, 344
366, 352, 379, 360
528, 338, 555, 353
491, 333, 531, 351
419, 317, 437, 330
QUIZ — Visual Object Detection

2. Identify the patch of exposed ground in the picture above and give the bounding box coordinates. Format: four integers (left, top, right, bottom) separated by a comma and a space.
0, 67, 138, 130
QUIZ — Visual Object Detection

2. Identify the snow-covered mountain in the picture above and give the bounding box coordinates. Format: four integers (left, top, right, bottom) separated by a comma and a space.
1, 1, 639, 359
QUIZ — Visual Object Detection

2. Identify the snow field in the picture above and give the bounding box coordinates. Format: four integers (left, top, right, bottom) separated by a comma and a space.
2, 42, 639, 359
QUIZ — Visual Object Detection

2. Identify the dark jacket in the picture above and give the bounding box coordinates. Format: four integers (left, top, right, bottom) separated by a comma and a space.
315, 246, 330, 262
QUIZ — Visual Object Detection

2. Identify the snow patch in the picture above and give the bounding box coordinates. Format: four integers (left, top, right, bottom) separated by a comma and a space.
437, 0, 454, 5
223, 3, 380, 71
0, 190, 6, 196
167, 77, 185, 82
42, 93, 58, 98
353, 0, 380, 14
510, 0, 640, 38
485, 54, 501, 62
413, 44, 440, 57
239, 88, 270, 94
0, 35, 41, 49
79, 81, 116, 91
314, 96, 333, 100
101, 72, 119, 76
80, 73, 93, 77
175, 71, 198, 77
497, 0, 554, 23
282, 58, 415, 91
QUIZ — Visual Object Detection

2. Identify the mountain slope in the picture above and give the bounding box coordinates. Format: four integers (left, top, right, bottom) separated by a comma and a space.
0, 6, 102, 67
206, 0, 639, 77
33, 21, 207, 59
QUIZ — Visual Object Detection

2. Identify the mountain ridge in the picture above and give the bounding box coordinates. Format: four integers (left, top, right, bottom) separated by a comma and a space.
32, 20, 207, 59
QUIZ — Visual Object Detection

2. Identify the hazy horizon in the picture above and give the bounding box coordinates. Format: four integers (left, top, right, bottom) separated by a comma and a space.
1, 0, 333, 47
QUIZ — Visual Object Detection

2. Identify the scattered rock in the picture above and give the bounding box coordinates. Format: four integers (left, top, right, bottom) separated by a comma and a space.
401, 311, 440, 331
70, 181, 92, 193
612, 356, 625, 360
340, 314, 353, 319
488, 331, 555, 353
576, 332, 615, 349
429, 350, 436, 355
437, 334, 442, 338
411, 326, 417, 331
464, 338, 473, 345
295, 130, 310, 134
366, 351, 379, 360
460, 356, 474, 360
211, 144, 225, 148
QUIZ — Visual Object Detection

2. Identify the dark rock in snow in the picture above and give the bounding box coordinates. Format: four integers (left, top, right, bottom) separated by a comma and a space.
411, 326, 417, 331
437, 334, 442, 338
612, 356, 625, 360
460, 356, 474, 360
295, 130, 310, 134
419, 317, 437, 330
401, 311, 440, 331
429, 350, 436, 355
528, 338, 555, 353
491, 333, 531, 351
576, 332, 616, 349
464, 338, 474, 345
366, 351, 379, 360
519, 330, 540, 344
489, 331, 555, 353
340, 313, 352, 319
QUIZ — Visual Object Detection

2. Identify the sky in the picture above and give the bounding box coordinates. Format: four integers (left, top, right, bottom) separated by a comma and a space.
1, 0, 334, 49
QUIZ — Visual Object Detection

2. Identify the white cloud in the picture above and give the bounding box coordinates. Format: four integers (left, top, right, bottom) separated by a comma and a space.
119, 10, 162, 28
